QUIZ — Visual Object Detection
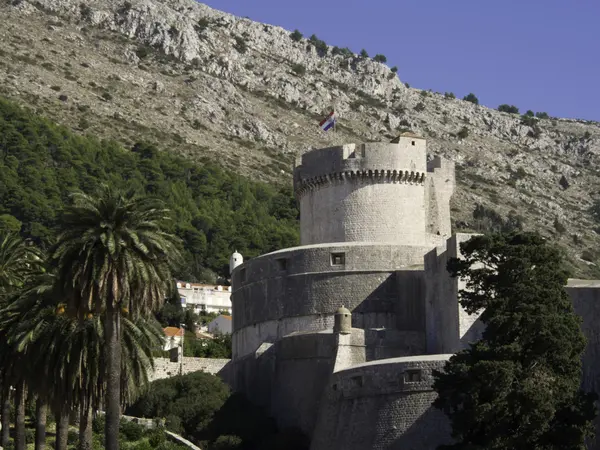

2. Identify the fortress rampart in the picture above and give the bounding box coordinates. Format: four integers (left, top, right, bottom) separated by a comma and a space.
231, 242, 439, 358
311, 355, 452, 450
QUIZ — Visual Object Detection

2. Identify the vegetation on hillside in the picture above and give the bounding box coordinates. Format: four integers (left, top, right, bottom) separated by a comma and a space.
0, 97, 299, 281
434, 232, 597, 448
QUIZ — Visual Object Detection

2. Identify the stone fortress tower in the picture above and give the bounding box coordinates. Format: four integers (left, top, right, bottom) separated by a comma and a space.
228, 133, 491, 449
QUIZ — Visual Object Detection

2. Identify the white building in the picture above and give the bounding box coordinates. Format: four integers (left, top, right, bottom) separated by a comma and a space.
208, 315, 232, 335
163, 327, 184, 351
176, 281, 232, 314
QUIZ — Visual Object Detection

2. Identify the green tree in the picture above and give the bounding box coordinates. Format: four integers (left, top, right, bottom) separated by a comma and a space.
463, 93, 479, 105
525, 110, 535, 117
51, 187, 181, 450
360, 49, 369, 58
0, 214, 21, 233
498, 104, 519, 114
433, 232, 597, 450
444, 92, 456, 99
536, 111, 549, 119
373, 54, 387, 63
290, 30, 303, 42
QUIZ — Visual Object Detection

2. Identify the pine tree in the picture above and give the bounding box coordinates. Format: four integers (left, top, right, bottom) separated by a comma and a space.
433, 232, 597, 450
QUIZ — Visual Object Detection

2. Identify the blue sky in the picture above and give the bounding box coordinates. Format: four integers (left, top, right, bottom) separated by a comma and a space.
200, 0, 600, 121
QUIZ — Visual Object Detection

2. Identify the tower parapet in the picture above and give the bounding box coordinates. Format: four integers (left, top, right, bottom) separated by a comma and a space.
293, 137, 440, 246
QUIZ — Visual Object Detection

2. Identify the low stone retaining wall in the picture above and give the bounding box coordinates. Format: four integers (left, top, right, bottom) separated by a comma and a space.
150, 357, 230, 381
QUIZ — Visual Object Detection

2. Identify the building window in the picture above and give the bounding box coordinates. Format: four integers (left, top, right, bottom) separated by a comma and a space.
411, 140, 416, 146
240, 268, 246, 283
350, 376, 363, 387
276, 258, 288, 272
330, 252, 345, 266
404, 370, 422, 383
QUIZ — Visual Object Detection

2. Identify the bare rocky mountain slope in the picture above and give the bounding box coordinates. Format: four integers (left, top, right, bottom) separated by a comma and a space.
1, 0, 600, 276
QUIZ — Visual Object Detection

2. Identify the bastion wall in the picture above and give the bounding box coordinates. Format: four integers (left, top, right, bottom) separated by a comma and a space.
231, 242, 437, 358
310, 355, 453, 450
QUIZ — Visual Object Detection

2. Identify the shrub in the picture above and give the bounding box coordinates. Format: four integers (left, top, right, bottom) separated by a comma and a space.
391, 66, 398, 73
25, 428, 35, 444
520, 114, 537, 127
308, 34, 327, 54
463, 93, 479, 105
131, 441, 153, 450
291, 63, 306, 76
165, 414, 183, 434
290, 30, 303, 42
373, 54, 387, 63
554, 217, 566, 234
535, 111, 549, 119
525, 110, 534, 117
457, 127, 469, 139
360, 49, 369, 58
67, 430, 78, 445
194, 17, 211, 33
101, 92, 113, 101
404, 82, 410, 88
498, 104, 519, 114
212, 435, 243, 450
120, 420, 145, 441
149, 429, 167, 447
79, 3, 92, 20
444, 92, 456, 99
92, 414, 105, 434
58, 94, 68, 102
414, 102, 425, 112
50, 85, 61, 91
233, 36, 247, 54
135, 45, 151, 59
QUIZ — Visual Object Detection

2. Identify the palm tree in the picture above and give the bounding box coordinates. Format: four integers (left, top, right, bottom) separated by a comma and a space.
0, 232, 42, 449
51, 186, 180, 450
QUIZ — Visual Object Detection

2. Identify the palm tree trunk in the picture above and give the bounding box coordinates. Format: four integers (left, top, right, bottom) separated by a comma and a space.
1, 389, 11, 449
14, 381, 26, 450
78, 404, 92, 450
55, 407, 69, 450
35, 398, 47, 450
105, 305, 122, 450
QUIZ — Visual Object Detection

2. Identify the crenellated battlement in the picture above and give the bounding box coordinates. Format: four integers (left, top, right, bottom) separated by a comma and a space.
295, 169, 426, 198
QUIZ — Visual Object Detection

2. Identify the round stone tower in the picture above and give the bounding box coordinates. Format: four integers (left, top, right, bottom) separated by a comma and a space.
293, 138, 428, 246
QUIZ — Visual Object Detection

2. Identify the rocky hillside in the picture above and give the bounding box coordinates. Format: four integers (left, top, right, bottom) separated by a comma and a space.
1, 0, 600, 276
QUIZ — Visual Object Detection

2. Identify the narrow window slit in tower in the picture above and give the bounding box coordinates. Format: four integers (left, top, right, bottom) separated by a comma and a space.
240, 268, 246, 283
330, 252, 346, 266
276, 258, 288, 272
411, 141, 416, 146
404, 369, 422, 383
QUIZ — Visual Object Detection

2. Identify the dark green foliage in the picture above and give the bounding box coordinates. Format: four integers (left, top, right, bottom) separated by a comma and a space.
390, 66, 398, 73
373, 54, 387, 63
290, 30, 303, 42
589, 199, 600, 224
463, 93, 479, 105
521, 114, 537, 127
434, 232, 597, 449
194, 18, 211, 34
92, 414, 106, 434
148, 428, 166, 447
0, 97, 299, 279
360, 49, 368, 58
0, 215, 21, 233
536, 111, 549, 119
472, 204, 523, 234
101, 91, 112, 101
404, 82, 410, 88
308, 34, 327, 54
444, 92, 455, 99
291, 63, 306, 76
233, 36, 247, 54
525, 110, 535, 117
414, 102, 425, 112
456, 127, 469, 139
184, 331, 232, 358
498, 104, 519, 114
126, 371, 231, 439
211, 435, 243, 450
135, 45, 151, 59
120, 420, 145, 441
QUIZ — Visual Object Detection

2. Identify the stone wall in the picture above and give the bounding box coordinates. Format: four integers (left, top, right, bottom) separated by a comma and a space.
425, 156, 455, 239
150, 357, 230, 382
424, 233, 483, 354
567, 280, 600, 450
293, 142, 429, 246
310, 355, 453, 450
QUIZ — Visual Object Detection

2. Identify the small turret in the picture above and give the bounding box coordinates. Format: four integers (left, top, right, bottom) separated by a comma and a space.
230, 250, 243, 275
333, 305, 352, 334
